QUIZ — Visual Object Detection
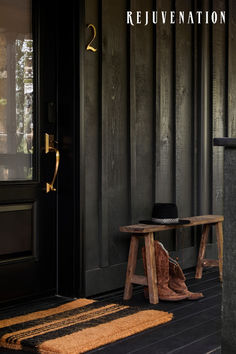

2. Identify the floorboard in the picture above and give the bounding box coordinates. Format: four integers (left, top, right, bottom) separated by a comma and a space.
168, 332, 221, 354
0, 268, 221, 354
88, 268, 222, 354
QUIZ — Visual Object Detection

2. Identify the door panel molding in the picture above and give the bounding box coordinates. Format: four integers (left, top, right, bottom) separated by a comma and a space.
0, 0, 57, 303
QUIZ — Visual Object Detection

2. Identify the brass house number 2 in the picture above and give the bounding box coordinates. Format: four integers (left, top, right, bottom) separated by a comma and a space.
86, 24, 97, 52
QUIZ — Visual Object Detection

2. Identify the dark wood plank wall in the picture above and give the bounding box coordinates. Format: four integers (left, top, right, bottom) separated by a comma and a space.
130, 0, 154, 232
84, 0, 100, 276
228, 0, 236, 137
155, 0, 175, 251
83, 0, 233, 296
101, 0, 129, 268
212, 0, 226, 243
175, 0, 194, 253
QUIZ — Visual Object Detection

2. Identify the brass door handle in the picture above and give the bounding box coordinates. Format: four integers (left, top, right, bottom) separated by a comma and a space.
45, 133, 60, 193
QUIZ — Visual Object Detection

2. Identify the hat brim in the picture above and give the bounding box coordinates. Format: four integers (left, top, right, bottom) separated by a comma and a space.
139, 219, 191, 225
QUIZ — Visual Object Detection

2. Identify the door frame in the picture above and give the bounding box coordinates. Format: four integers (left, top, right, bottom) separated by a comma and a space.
56, 0, 85, 298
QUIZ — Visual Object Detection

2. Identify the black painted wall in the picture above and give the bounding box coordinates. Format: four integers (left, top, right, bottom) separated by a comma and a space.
80, 0, 235, 296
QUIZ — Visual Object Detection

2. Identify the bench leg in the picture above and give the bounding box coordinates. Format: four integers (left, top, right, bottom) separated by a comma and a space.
216, 222, 223, 282
145, 233, 159, 304
195, 224, 210, 279
123, 235, 139, 301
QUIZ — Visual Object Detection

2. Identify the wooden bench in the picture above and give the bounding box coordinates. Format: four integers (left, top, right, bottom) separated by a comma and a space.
120, 215, 224, 304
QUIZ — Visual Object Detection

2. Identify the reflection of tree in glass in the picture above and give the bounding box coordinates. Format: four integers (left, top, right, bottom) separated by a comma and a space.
15, 39, 33, 155
0, 35, 7, 155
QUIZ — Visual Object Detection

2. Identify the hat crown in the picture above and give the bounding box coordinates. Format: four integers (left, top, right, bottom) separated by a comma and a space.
152, 203, 178, 219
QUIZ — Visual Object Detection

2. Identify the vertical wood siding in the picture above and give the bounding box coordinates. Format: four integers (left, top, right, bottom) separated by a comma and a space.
175, 0, 194, 251
154, 0, 175, 250
212, 0, 226, 238
228, 0, 236, 136
83, 0, 234, 296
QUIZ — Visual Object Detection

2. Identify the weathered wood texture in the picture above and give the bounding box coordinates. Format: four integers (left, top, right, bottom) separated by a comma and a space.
100, 0, 129, 268
129, 0, 154, 227
155, 0, 175, 250
228, 0, 236, 137
175, 0, 194, 252
123, 236, 139, 301
198, 0, 211, 217
195, 221, 223, 282
215, 222, 223, 281
123, 233, 158, 304
120, 215, 224, 233
195, 224, 210, 279
83, 0, 233, 296
212, 0, 226, 222
84, 0, 100, 271
144, 233, 158, 304
122, 216, 222, 304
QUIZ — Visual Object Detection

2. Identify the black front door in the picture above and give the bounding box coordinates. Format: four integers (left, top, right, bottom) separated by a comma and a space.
0, 0, 59, 302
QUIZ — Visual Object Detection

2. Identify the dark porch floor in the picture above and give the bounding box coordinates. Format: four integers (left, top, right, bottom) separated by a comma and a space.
0, 268, 221, 354
90, 268, 222, 354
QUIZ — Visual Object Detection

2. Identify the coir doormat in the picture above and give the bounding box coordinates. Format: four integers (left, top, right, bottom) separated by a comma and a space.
0, 298, 172, 353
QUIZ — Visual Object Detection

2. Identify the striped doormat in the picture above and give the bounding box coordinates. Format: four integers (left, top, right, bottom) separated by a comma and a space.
0, 298, 173, 353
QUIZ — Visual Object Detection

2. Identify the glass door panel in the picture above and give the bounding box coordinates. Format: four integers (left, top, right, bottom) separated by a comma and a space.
0, 0, 33, 180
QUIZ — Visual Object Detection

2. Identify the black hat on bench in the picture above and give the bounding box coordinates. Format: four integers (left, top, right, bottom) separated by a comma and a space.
140, 203, 190, 225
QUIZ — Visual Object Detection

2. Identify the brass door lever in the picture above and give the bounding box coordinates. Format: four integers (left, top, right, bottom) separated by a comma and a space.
45, 133, 60, 193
